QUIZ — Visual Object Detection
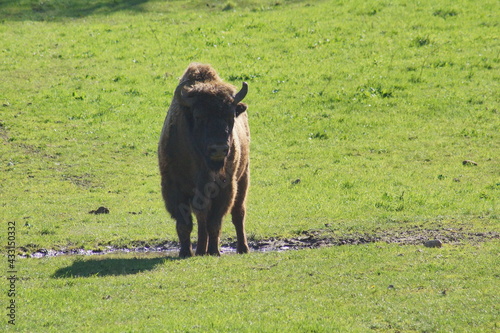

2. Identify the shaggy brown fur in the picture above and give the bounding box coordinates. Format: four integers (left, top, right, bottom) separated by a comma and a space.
158, 63, 250, 257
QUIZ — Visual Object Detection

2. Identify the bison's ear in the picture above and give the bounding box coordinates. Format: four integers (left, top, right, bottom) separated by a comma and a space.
235, 103, 247, 117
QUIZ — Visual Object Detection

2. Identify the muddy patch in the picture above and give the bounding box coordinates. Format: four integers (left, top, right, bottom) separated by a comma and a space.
20, 227, 499, 258
244, 228, 499, 252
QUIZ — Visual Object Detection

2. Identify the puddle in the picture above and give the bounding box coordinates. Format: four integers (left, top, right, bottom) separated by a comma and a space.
19, 228, 499, 258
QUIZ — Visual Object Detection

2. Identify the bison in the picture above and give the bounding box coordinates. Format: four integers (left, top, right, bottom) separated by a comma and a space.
158, 63, 250, 257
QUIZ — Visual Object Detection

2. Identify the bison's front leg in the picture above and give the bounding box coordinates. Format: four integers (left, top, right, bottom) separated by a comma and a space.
195, 212, 208, 255
207, 231, 221, 256
176, 224, 193, 258
161, 181, 194, 258
174, 204, 194, 258
207, 217, 223, 256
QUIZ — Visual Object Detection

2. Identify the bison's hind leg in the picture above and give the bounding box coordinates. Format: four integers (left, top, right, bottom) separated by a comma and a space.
231, 173, 250, 254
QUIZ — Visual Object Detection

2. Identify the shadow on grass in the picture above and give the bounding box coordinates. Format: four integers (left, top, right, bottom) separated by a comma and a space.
0, 0, 153, 21
52, 255, 180, 278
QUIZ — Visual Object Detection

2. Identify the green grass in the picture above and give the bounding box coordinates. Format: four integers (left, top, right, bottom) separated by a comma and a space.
0, 0, 499, 330
11, 241, 500, 332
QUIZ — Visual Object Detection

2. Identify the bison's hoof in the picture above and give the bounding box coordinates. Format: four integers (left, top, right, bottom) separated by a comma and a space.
179, 248, 194, 258
195, 249, 207, 256
207, 249, 221, 256
237, 245, 250, 254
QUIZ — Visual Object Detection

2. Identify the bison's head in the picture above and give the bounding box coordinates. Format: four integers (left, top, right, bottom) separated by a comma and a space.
176, 81, 248, 171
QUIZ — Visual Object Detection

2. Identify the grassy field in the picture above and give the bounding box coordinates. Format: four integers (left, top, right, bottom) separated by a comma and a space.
1, 0, 499, 331
1, 0, 498, 249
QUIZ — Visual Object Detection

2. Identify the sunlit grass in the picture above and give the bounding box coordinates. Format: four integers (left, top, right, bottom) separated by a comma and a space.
1, 0, 498, 250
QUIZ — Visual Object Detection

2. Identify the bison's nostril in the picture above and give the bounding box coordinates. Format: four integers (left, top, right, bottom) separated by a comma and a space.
208, 144, 229, 158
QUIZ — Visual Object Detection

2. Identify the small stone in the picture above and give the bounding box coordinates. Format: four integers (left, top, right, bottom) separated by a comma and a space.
423, 240, 442, 248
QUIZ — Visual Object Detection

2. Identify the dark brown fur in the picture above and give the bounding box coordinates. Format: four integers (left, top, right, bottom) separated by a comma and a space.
158, 63, 250, 257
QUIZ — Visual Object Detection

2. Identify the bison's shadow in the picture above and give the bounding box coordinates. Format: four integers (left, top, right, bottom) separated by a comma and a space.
52, 255, 179, 278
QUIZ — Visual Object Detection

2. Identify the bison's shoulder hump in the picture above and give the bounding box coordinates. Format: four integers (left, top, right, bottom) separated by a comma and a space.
181, 63, 221, 83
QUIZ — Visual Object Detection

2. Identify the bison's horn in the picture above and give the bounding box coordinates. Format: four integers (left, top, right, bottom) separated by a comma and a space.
175, 80, 195, 107
233, 82, 248, 104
